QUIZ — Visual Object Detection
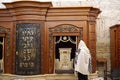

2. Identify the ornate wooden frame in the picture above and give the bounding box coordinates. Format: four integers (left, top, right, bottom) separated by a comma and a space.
48, 24, 83, 73
0, 26, 10, 73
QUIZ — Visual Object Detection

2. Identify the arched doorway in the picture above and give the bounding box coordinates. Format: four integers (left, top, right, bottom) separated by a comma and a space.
49, 24, 83, 73
0, 26, 10, 73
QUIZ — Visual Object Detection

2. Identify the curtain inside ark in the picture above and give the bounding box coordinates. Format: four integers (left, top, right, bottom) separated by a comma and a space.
55, 36, 76, 74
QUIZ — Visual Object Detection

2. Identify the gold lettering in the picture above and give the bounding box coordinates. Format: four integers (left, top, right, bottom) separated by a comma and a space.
19, 62, 23, 67
30, 62, 34, 67
19, 62, 35, 68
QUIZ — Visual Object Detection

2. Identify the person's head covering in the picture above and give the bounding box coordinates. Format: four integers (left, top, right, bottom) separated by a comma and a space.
78, 40, 90, 54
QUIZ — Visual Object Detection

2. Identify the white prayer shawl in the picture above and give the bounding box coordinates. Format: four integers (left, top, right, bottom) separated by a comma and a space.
75, 40, 91, 75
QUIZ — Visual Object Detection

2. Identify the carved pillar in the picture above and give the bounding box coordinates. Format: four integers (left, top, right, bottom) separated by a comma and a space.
88, 21, 97, 72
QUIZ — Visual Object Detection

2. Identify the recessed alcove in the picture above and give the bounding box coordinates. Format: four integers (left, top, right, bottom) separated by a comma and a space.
0, 37, 3, 60
55, 36, 76, 74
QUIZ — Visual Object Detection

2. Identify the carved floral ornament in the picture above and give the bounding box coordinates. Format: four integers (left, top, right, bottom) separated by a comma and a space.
49, 24, 82, 33
49, 24, 83, 45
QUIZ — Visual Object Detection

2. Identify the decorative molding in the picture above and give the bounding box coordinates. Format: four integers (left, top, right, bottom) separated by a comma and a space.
49, 24, 83, 51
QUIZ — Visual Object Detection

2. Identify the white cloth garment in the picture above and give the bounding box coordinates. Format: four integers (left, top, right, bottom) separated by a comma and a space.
74, 40, 92, 75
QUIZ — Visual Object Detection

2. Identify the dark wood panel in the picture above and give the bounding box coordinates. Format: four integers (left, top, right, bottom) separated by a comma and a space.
15, 23, 41, 75
110, 24, 120, 69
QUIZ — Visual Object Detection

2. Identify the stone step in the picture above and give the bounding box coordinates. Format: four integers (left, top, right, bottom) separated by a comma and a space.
0, 71, 98, 80
46, 74, 77, 80
0, 74, 77, 80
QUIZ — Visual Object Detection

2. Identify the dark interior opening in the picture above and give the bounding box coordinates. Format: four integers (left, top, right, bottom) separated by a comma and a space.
55, 36, 76, 60
0, 37, 3, 60
55, 36, 77, 74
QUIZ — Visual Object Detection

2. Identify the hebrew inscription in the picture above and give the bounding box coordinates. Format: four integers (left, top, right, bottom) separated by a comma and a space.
15, 23, 41, 75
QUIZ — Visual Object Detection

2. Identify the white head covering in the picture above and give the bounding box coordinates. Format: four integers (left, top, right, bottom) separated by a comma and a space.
78, 40, 90, 54
75, 40, 91, 75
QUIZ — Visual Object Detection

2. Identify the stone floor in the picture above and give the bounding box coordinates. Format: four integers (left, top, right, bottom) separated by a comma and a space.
0, 71, 99, 80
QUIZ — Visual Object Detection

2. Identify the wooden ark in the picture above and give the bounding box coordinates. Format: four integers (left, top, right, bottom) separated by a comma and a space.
110, 24, 120, 70
0, 1, 100, 75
